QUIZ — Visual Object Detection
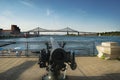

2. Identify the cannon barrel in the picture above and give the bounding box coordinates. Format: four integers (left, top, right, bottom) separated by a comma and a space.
50, 38, 67, 65
50, 37, 60, 49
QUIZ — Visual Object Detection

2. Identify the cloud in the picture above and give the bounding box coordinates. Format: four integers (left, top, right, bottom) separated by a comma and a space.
46, 8, 54, 16
20, 0, 33, 7
0, 15, 14, 29
1, 10, 14, 17
77, 9, 87, 16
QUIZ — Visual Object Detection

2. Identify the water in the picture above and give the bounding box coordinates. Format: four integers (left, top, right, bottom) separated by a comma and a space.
0, 35, 120, 55
1, 35, 120, 43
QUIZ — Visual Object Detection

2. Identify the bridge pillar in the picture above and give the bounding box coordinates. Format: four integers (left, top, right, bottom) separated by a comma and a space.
38, 31, 40, 36
27, 32, 29, 35
67, 31, 69, 35
78, 32, 79, 35
34, 32, 37, 37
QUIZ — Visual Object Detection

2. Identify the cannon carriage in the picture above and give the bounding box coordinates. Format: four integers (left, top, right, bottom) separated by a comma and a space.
38, 38, 77, 80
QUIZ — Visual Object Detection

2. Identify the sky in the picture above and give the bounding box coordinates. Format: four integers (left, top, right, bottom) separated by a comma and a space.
0, 0, 120, 32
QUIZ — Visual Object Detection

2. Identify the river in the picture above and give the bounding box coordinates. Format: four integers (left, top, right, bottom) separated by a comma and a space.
0, 35, 120, 55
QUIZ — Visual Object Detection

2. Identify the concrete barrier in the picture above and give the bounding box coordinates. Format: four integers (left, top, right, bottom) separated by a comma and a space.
96, 42, 120, 59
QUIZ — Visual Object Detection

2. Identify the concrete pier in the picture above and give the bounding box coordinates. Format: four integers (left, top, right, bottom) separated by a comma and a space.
0, 57, 120, 80
97, 42, 120, 59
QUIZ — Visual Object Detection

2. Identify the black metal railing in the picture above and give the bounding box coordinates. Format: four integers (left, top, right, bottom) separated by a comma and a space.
0, 40, 95, 57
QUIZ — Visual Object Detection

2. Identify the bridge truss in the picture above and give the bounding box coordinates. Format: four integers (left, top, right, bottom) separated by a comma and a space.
25, 27, 96, 36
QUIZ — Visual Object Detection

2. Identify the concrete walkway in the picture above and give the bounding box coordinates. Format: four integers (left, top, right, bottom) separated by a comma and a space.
0, 57, 120, 80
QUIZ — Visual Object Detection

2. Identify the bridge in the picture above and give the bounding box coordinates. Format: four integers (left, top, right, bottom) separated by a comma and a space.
25, 27, 97, 36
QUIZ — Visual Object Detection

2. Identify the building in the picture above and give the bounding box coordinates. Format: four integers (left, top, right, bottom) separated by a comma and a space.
11, 25, 21, 34
1, 30, 12, 36
0, 29, 3, 35
0, 25, 21, 36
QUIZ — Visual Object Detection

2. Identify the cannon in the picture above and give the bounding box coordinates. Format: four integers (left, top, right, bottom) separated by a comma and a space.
38, 38, 77, 80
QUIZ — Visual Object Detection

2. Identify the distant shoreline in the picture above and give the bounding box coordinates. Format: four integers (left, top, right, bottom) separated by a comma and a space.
0, 32, 120, 40
98, 31, 120, 36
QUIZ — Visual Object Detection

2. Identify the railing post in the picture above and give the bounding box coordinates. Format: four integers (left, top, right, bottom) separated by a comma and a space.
25, 41, 29, 57
93, 41, 95, 56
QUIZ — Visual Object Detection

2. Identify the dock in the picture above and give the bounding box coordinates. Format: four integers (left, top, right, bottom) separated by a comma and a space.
0, 57, 120, 80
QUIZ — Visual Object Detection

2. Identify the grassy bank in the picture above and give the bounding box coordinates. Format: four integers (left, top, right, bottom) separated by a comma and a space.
98, 31, 120, 36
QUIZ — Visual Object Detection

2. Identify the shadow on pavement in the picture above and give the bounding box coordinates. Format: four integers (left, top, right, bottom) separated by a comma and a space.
0, 61, 36, 80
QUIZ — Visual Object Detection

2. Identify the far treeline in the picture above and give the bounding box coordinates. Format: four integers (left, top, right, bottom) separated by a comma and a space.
98, 31, 120, 36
